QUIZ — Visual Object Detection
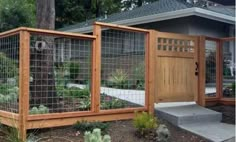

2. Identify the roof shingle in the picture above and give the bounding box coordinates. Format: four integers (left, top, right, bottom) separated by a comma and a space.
59, 0, 235, 31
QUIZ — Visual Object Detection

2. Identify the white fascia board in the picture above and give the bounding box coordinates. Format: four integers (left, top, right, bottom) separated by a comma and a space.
194, 7, 235, 25
65, 7, 235, 33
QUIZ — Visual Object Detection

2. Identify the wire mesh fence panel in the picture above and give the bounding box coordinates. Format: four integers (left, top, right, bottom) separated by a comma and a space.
29, 33, 92, 114
222, 40, 235, 98
0, 34, 19, 113
205, 40, 217, 97
100, 29, 146, 110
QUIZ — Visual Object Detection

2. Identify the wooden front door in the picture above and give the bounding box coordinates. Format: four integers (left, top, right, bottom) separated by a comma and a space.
155, 32, 199, 103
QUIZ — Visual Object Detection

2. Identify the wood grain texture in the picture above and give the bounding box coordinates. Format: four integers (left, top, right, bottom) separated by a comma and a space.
93, 24, 102, 113
19, 31, 30, 141
197, 36, 206, 106
94, 22, 149, 33
155, 32, 198, 103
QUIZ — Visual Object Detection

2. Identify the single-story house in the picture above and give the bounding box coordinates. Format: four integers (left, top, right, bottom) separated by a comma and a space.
57, 0, 235, 86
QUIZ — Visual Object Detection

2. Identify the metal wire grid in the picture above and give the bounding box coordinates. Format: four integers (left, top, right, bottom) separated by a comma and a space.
100, 29, 146, 110
157, 38, 195, 52
0, 34, 19, 113
29, 33, 92, 114
222, 40, 235, 98
205, 40, 217, 97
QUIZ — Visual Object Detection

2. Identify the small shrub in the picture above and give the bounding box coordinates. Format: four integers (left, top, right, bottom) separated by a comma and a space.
108, 69, 128, 89
29, 105, 49, 114
133, 111, 158, 135
84, 128, 111, 142
70, 87, 90, 98
78, 96, 91, 110
101, 98, 127, 109
74, 121, 109, 134
133, 62, 145, 89
69, 62, 80, 81
0, 52, 18, 79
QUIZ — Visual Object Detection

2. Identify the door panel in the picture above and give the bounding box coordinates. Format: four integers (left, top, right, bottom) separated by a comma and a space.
154, 32, 198, 103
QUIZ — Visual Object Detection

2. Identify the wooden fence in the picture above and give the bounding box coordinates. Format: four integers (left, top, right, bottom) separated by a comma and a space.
0, 22, 234, 140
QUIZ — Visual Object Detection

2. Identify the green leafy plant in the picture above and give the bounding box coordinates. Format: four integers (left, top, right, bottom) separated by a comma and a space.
133, 111, 158, 135
0, 52, 18, 79
101, 98, 127, 109
84, 128, 111, 142
74, 121, 109, 134
69, 87, 90, 98
133, 62, 145, 89
29, 105, 49, 114
78, 96, 91, 110
108, 69, 128, 89
69, 62, 80, 81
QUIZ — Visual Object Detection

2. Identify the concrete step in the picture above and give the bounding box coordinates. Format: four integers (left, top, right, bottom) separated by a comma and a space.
180, 122, 235, 142
155, 104, 222, 126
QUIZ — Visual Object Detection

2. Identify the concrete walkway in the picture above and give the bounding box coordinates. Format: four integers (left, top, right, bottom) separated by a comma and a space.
155, 103, 235, 142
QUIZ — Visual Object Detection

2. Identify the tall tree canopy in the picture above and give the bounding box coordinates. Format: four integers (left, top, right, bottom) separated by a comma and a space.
0, 0, 35, 32
55, 0, 122, 29
0, 0, 159, 30
122, 0, 158, 11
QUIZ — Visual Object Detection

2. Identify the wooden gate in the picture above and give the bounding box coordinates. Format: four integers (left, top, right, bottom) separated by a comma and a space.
155, 32, 199, 103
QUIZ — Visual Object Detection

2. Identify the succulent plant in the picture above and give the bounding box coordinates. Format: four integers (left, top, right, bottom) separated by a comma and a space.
84, 128, 111, 142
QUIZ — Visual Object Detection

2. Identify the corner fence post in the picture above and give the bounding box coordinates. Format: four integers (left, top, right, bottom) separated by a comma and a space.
198, 36, 206, 106
147, 30, 156, 114
92, 24, 101, 113
19, 30, 30, 141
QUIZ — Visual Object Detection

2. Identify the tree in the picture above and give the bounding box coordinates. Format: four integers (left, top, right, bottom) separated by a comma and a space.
0, 0, 35, 32
30, 0, 58, 110
55, 0, 121, 29
122, 0, 158, 11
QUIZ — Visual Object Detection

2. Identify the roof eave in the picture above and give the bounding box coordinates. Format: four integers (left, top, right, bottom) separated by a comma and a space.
64, 7, 235, 33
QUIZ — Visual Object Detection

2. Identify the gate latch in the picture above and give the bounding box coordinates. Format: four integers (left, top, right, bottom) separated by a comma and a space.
195, 62, 199, 76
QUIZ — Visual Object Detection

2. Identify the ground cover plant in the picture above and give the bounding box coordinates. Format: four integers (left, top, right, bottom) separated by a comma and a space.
74, 121, 109, 134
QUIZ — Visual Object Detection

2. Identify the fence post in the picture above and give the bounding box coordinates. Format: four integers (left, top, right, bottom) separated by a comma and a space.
92, 24, 101, 113
19, 30, 30, 140
146, 30, 156, 114
197, 36, 206, 106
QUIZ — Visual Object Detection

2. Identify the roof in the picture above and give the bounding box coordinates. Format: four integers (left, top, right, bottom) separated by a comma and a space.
59, 0, 235, 32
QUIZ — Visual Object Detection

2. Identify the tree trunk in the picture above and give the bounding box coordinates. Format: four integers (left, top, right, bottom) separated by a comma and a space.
30, 0, 58, 111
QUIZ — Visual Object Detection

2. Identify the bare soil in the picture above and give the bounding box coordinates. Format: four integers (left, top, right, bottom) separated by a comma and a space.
207, 105, 235, 124
0, 120, 207, 142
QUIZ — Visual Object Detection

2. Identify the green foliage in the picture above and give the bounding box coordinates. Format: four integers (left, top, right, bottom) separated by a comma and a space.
79, 96, 91, 110
0, 125, 24, 142
0, 83, 18, 103
69, 62, 80, 81
122, 0, 158, 11
0, 52, 18, 79
74, 121, 109, 134
0, 0, 35, 32
84, 128, 111, 142
108, 69, 128, 89
101, 98, 127, 109
70, 87, 90, 98
55, 0, 121, 28
133, 62, 145, 89
29, 105, 49, 114
133, 111, 158, 135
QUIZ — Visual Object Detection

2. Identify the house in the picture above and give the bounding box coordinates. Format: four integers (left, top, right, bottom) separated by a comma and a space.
57, 0, 235, 86
59, 0, 235, 37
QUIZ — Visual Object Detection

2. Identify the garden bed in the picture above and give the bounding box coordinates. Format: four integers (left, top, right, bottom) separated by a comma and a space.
0, 120, 209, 142
207, 105, 235, 125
